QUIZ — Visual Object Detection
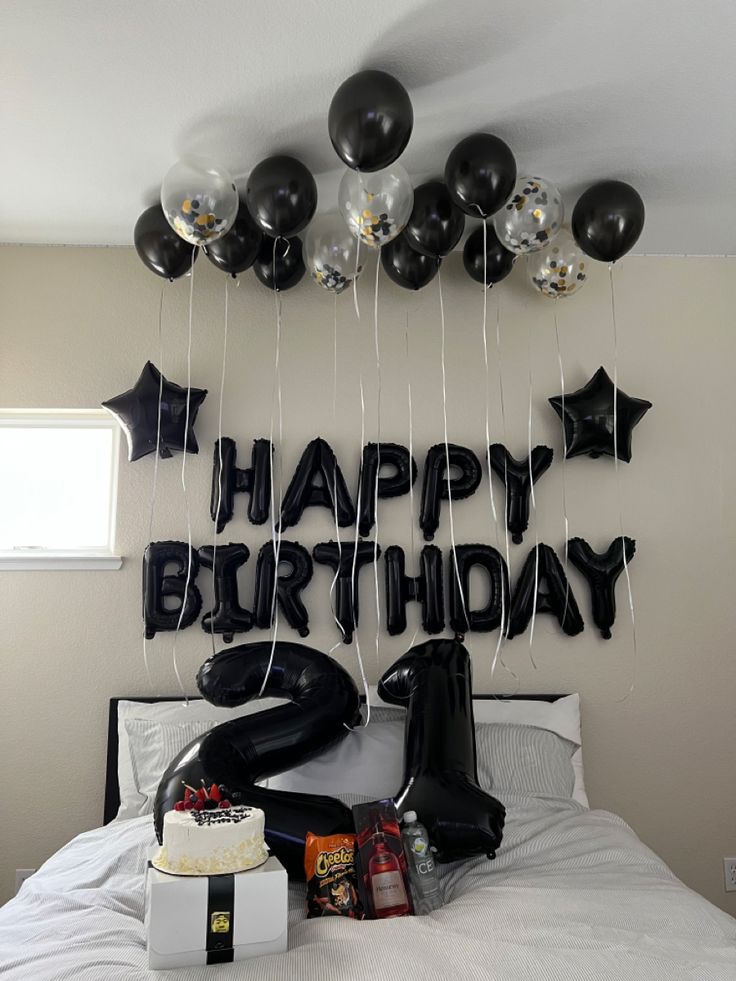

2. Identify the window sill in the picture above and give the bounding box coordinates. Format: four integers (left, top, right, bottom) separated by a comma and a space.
0, 552, 123, 571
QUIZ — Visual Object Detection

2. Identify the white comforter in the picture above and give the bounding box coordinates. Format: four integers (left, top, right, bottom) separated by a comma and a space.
1, 796, 734, 980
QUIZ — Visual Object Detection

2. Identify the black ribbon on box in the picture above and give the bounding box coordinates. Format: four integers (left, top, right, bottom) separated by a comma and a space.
206, 874, 235, 965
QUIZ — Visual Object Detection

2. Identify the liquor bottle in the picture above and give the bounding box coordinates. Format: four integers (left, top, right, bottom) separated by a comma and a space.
368, 829, 410, 918
401, 811, 442, 914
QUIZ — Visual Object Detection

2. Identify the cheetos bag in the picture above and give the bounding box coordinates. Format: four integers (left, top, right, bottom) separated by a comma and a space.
305, 832, 365, 919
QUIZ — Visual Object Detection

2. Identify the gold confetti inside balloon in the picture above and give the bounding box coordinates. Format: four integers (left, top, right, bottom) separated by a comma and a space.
527, 227, 587, 299
161, 158, 239, 247
304, 212, 363, 293
493, 175, 564, 255
338, 164, 413, 249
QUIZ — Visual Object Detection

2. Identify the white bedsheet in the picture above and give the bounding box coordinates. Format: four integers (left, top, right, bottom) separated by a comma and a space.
1, 796, 734, 980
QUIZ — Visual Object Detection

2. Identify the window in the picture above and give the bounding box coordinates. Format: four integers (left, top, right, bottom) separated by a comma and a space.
0, 410, 121, 569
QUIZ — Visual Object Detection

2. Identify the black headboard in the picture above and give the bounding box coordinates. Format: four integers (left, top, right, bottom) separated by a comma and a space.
104, 692, 566, 825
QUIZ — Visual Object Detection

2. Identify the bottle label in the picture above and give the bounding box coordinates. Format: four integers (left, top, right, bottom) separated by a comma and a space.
414, 855, 435, 877
407, 835, 435, 877
371, 870, 407, 911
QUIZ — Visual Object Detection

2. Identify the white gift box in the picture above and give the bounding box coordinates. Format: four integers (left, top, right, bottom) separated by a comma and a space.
145, 855, 288, 969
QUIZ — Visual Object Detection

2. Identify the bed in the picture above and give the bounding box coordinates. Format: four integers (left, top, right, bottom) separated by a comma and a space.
1, 693, 735, 980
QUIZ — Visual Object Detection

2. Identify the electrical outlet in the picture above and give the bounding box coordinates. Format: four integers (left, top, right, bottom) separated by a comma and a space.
14, 869, 35, 894
723, 858, 736, 892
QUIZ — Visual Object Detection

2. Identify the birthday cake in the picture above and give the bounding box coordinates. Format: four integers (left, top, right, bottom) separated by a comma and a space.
153, 784, 268, 876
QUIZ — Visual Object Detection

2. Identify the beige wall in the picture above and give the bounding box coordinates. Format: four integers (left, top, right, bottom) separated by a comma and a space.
1, 245, 734, 914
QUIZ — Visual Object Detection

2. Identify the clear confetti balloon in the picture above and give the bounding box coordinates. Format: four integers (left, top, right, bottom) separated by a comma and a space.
161, 158, 239, 247
527, 227, 588, 299
304, 212, 363, 293
338, 164, 414, 249
493, 176, 564, 254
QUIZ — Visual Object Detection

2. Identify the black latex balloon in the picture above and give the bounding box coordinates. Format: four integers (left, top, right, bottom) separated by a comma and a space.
488, 444, 554, 545
328, 69, 413, 172
384, 544, 445, 636
211, 438, 272, 533
154, 642, 361, 878
548, 366, 652, 462
253, 541, 313, 637
102, 361, 207, 462
572, 180, 645, 263
245, 155, 318, 238
312, 540, 380, 644
357, 442, 417, 537
379, 639, 505, 863
279, 438, 355, 530
203, 200, 263, 276
420, 444, 482, 541
448, 544, 510, 635
134, 204, 197, 281
198, 543, 253, 643
404, 181, 465, 259
253, 236, 305, 291
463, 224, 515, 286
142, 541, 202, 639
568, 536, 636, 639
507, 544, 584, 639
381, 234, 440, 291
444, 134, 517, 219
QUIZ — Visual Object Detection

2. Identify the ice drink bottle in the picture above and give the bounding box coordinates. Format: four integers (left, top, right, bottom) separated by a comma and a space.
368, 830, 410, 917
401, 811, 442, 914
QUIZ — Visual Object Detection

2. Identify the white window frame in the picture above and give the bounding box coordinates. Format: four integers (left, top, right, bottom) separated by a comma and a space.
0, 409, 122, 570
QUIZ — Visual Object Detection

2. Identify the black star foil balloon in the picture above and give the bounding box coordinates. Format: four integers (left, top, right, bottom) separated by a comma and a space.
102, 361, 207, 462
548, 367, 651, 462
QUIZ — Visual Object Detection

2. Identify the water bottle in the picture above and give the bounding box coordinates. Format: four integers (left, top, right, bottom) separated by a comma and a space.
401, 811, 442, 914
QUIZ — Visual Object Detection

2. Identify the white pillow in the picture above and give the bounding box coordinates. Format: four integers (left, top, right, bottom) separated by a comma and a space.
471, 693, 587, 807
269, 694, 586, 806
120, 706, 403, 817
115, 697, 287, 820
267, 707, 404, 798
475, 724, 577, 799
365, 688, 588, 808
124, 718, 213, 816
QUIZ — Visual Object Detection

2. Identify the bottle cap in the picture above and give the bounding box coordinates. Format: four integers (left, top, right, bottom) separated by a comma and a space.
403, 810, 417, 824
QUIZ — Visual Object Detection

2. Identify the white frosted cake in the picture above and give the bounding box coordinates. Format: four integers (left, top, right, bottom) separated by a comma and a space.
155, 804, 268, 876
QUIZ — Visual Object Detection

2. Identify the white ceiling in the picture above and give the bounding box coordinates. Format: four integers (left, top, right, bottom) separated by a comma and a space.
3, 0, 734, 252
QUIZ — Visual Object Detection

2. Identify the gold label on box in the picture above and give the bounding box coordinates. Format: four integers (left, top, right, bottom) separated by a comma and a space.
210, 912, 230, 934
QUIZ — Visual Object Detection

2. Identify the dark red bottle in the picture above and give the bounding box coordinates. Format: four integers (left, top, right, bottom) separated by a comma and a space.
368, 829, 410, 918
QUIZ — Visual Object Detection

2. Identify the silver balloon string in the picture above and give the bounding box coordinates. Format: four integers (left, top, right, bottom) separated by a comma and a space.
258, 242, 285, 699
526, 306, 539, 668
553, 301, 571, 623
404, 311, 419, 649
172, 248, 197, 704
372, 257, 382, 674
609, 263, 639, 701
210, 276, 230, 658
438, 266, 468, 630
349, 279, 371, 728
328, 292, 343, 643
481, 225, 500, 523
142, 283, 166, 689
491, 290, 519, 690
480, 245, 514, 686
352, 238, 362, 322
495, 295, 512, 574
478, 224, 505, 683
